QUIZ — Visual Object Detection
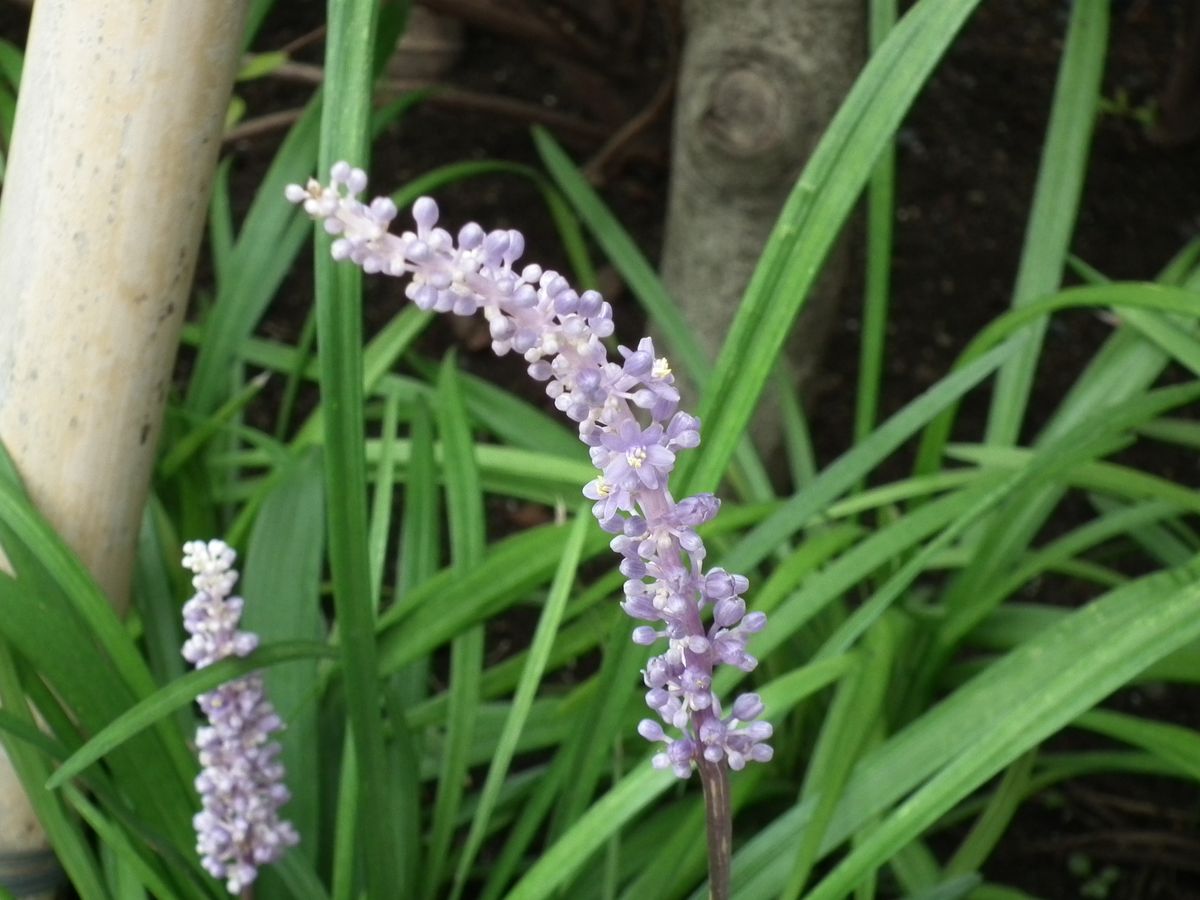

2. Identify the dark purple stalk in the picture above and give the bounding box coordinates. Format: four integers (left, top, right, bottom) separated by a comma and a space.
698, 757, 732, 900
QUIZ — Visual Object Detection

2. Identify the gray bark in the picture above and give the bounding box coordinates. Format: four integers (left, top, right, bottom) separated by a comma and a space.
661, 0, 864, 459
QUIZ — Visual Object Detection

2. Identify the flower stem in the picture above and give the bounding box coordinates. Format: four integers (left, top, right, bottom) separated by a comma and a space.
698, 757, 732, 900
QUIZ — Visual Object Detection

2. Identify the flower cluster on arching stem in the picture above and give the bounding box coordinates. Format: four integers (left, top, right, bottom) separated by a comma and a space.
286, 164, 773, 777
181, 539, 298, 894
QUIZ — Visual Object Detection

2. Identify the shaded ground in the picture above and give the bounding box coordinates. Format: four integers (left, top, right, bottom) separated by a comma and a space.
3, 1, 1200, 897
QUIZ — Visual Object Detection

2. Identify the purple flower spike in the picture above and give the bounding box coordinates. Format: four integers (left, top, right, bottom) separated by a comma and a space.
287, 167, 774, 777
181, 540, 298, 894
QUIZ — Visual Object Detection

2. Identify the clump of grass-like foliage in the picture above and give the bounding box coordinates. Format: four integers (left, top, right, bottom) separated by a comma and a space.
1, 1, 1199, 899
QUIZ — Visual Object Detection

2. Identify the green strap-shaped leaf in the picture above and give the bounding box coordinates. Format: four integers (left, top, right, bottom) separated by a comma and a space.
46, 641, 334, 789
314, 0, 394, 893
424, 358, 487, 899
725, 559, 1200, 897
450, 508, 591, 899
985, 0, 1109, 444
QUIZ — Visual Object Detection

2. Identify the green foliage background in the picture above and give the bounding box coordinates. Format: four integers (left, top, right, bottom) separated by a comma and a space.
2, 1, 1200, 898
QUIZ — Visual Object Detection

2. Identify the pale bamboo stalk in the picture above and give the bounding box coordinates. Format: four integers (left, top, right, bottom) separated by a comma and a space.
0, 2, 247, 894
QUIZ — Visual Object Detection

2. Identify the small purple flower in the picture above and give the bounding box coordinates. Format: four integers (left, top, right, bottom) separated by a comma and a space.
583, 474, 634, 522
181, 540, 298, 894
287, 167, 773, 778
615, 338, 680, 419
592, 419, 676, 491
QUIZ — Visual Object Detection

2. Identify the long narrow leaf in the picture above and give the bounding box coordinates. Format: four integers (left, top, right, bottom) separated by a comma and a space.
424, 357, 487, 898
450, 508, 590, 898
804, 571, 1200, 899
47, 641, 333, 789
985, 0, 1109, 444
314, 0, 394, 893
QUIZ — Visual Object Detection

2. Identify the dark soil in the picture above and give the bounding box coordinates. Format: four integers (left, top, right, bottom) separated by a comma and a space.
4, 0, 1200, 897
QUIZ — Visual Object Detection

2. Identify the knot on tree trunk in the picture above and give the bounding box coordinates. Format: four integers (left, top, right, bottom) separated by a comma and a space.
703, 65, 785, 158
684, 52, 817, 190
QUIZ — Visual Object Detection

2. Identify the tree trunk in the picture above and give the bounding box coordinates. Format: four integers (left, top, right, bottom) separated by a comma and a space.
661, 0, 864, 462
0, 2, 247, 894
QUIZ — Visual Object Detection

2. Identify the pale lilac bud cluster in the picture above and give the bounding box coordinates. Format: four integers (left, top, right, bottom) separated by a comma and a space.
287, 165, 772, 777
181, 540, 298, 894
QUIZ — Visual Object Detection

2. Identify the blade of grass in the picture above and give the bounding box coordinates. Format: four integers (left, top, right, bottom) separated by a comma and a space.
424, 632, 484, 897
546, 620, 643, 841
985, 0, 1109, 445
67, 785, 184, 900
292, 305, 432, 447
182, 322, 581, 460
721, 344, 1010, 576
368, 393, 401, 604
423, 357, 487, 899
1073, 708, 1200, 782
916, 281, 1200, 472
814, 395, 1180, 669
329, 736, 358, 900
1115, 307, 1200, 376
943, 750, 1037, 877
962, 499, 1184, 627
47, 641, 334, 788
132, 503, 187, 694
240, 451, 326, 877
939, 382, 1200, 646
0, 643, 108, 900
0, 38, 22, 89
478, 758, 570, 900
725, 559, 1200, 897
804, 574, 1200, 900
187, 98, 319, 414
778, 371, 818, 490
1043, 254, 1200, 445
208, 157, 234, 287
0, 449, 161, 702
404, 354, 579, 458
721, 482, 998, 683
375, 523, 611, 675
382, 679, 422, 894
780, 618, 895, 899
273, 307, 317, 440
902, 876, 983, 900
884, 841, 941, 896
158, 372, 270, 477
855, 0, 898, 444
478, 626, 639, 900
396, 397, 439, 598
434, 356, 485, 564
948, 444, 1200, 517
11, 680, 212, 900
0, 455, 198, 828
314, 0, 395, 893
450, 507, 591, 899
